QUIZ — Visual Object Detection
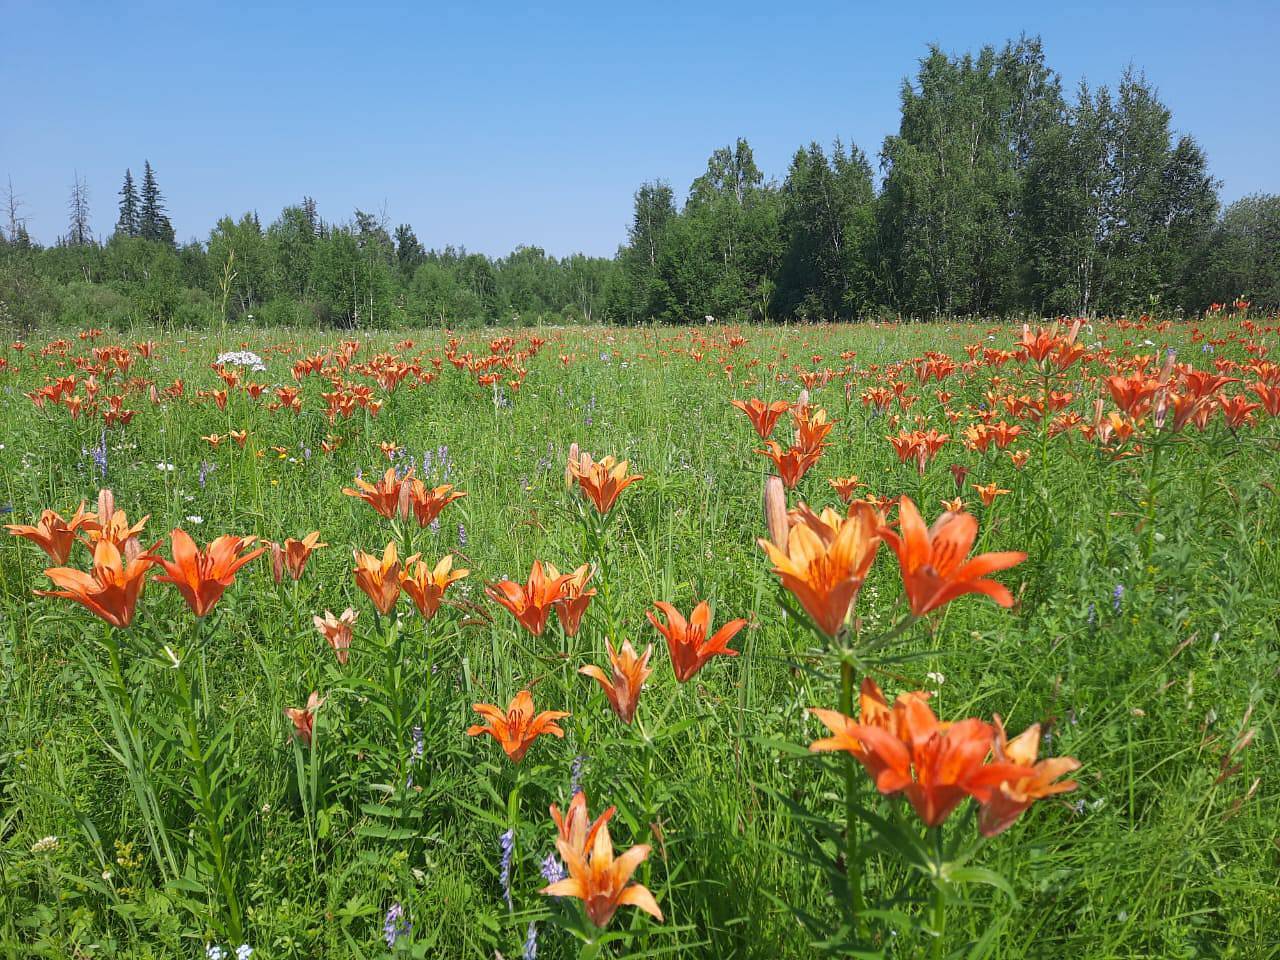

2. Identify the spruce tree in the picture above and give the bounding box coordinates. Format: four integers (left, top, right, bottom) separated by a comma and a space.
116, 169, 140, 237
139, 160, 175, 243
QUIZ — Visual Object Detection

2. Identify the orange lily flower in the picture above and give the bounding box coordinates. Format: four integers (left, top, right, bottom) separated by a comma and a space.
228, 429, 248, 447
81, 489, 149, 552
579, 639, 652, 724
792, 405, 834, 454
730, 398, 791, 439
152, 529, 266, 618
808, 677, 897, 760
550, 790, 615, 861
467, 689, 569, 763
6, 503, 95, 564
399, 554, 468, 619
647, 601, 745, 682
827, 475, 865, 504
542, 795, 663, 928
36, 538, 157, 628
879, 496, 1026, 616
285, 692, 325, 746
485, 560, 573, 636
343, 467, 411, 519
570, 454, 643, 514
353, 542, 408, 615
972, 482, 1010, 507
756, 440, 821, 489
976, 716, 1081, 837
268, 530, 328, 582
757, 502, 881, 639
549, 562, 595, 637
405, 479, 466, 527
313, 607, 358, 665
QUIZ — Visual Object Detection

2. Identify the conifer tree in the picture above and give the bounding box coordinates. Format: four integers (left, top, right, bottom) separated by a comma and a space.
116, 168, 140, 237
139, 160, 175, 243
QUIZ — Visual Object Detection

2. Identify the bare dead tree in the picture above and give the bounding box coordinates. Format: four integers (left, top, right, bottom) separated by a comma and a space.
67, 172, 92, 246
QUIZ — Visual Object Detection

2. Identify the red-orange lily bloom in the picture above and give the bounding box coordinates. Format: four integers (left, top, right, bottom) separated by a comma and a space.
550, 791, 615, 862
313, 607, 358, 665
580, 639, 653, 724
353, 542, 408, 615
6, 503, 95, 564
879, 496, 1026, 616
285, 692, 325, 746
549, 562, 595, 637
37, 538, 157, 629
647, 601, 745, 682
399, 554, 468, 620
977, 716, 1081, 837
406, 479, 467, 527
758, 502, 882, 639
485, 560, 573, 636
756, 440, 821, 489
467, 689, 569, 763
80, 489, 149, 552
570, 455, 643, 514
542, 795, 663, 928
268, 530, 328, 582
343, 467, 411, 519
730, 398, 791, 440
153, 529, 266, 618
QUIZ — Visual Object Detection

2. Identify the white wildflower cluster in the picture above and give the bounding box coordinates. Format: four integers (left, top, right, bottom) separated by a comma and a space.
215, 350, 266, 372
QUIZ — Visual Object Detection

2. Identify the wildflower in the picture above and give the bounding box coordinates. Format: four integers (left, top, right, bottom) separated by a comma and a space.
343, 467, 411, 519
540, 853, 567, 884
457, 523, 467, 546
1112, 583, 1124, 613
235, 948, 253, 960
152, 530, 266, 618
763, 474, 789, 549
313, 608, 358, 665
285, 692, 324, 746
467, 690, 569, 763
647, 600, 745, 682
879, 496, 1026, 617
976, 716, 1081, 837
31, 836, 59, 854
406, 479, 467, 527
80, 489, 149, 552
756, 440, 821, 489
207, 947, 226, 960
758, 502, 881, 639
579, 639, 652, 724
827, 475, 865, 504
570, 754, 586, 795
485, 560, 573, 636
972, 482, 1011, 507
541, 795, 663, 929
353, 542, 407, 615
569, 454, 643, 514
522, 921, 538, 960
730, 398, 792, 440
499, 828, 515, 909
383, 903, 411, 947
548, 563, 595, 636
399, 554, 468, 620
269, 531, 327, 582
37, 538, 157, 629
6, 503, 95, 565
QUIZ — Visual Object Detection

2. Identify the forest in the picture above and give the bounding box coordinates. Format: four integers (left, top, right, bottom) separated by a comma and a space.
2, 38, 1278, 328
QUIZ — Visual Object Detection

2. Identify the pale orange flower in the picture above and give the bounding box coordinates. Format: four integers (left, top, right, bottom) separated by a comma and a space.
353, 542, 408, 616
399, 555, 468, 620
977, 716, 1081, 837
570, 455, 642, 514
758, 502, 881, 638
550, 791, 615, 862
827, 476, 865, 504
152, 529, 266, 618
580, 639, 652, 724
285, 692, 325, 746
80, 489, 149, 553
467, 690, 569, 763
549, 563, 595, 637
972, 482, 1011, 507
485, 560, 573, 636
6, 503, 96, 565
313, 608, 358, 665
37, 538, 157, 629
647, 601, 745, 682
268, 530, 328, 582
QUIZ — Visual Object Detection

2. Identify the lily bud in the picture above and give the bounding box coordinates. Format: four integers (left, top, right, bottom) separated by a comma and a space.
764, 475, 789, 550
267, 541, 286, 584
97, 488, 115, 523
396, 476, 413, 521
565, 442, 580, 489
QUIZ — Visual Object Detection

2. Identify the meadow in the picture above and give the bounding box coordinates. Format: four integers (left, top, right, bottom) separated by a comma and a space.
0, 316, 1276, 959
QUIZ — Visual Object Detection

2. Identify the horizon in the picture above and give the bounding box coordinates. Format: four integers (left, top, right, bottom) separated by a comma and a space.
3, 1, 1277, 258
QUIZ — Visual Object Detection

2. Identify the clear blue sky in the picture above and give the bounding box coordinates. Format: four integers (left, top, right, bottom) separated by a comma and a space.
3, 0, 1276, 257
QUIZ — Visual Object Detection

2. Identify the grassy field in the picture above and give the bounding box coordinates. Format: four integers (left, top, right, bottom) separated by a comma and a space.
0, 318, 1276, 959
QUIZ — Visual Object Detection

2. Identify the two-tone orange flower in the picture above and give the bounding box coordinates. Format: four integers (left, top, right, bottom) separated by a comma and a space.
549, 563, 595, 637
550, 790, 614, 861
756, 441, 821, 489
6, 503, 96, 564
758, 502, 881, 638
152, 529, 266, 618
314, 607, 358, 665
977, 716, 1081, 837
467, 690, 569, 763
485, 560, 573, 636
972, 482, 1010, 507
37, 538, 157, 628
570, 455, 643, 514
647, 601, 745, 682
580, 639, 652, 724
541, 792, 663, 928
730, 398, 791, 440
286, 692, 325, 746
268, 531, 327, 582
343, 467, 410, 519
81, 489, 149, 553
399, 555, 468, 619
879, 496, 1026, 616
353, 542, 407, 615
828, 476, 865, 505
406, 479, 466, 527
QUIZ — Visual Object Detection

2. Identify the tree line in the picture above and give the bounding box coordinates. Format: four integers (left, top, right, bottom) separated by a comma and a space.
2, 37, 1277, 329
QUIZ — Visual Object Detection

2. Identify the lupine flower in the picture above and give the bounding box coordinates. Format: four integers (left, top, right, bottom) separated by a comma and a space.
485, 561, 573, 636
730, 398, 791, 440
878, 496, 1026, 616
467, 690, 569, 763
568, 454, 643, 514
37, 538, 157, 628
977, 715, 1081, 837
522, 921, 538, 960
400, 554, 468, 620
285, 692, 325, 746
456, 523, 467, 546
548, 563, 595, 636
152, 530, 266, 618
579, 639, 652, 724
647, 600, 745, 682
6, 503, 96, 564
343, 467, 412, 519
1112, 583, 1124, 613
313, 608, 358, 665
540, 852, 566, 885
353, 542, 407, 615
499, 828, 515, 909
383, 903, 411, 947
541, 792, 663, 929
758, 502, 882, 639
570, 754, 586, 795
